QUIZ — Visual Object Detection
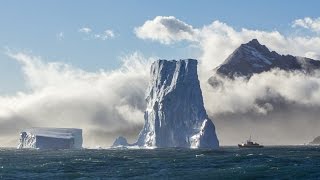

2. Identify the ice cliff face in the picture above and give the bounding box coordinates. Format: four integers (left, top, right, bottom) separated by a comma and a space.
113, 59, 219, 148
18, 128, 83, 149
309, 136, 320, 145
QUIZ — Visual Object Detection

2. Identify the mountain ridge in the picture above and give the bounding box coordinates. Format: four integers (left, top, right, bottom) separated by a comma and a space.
213, 39, 320, 79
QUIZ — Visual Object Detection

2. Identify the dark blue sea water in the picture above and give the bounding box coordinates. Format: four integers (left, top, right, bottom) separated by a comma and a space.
0, 146, 320, 179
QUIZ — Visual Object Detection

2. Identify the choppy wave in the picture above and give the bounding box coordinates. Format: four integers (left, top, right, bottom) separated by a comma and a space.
0, 146, 320, 179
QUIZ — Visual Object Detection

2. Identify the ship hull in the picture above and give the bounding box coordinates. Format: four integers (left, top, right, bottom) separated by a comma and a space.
238, 144, 264, 148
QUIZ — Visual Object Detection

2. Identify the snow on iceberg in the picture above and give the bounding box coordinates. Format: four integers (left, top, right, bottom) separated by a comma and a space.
113, 59, 219, 148
17, 128, 83, 149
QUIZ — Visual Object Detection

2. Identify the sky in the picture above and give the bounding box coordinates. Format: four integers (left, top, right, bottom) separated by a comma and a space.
1, 0, 320, 94
1, 1, 320, 147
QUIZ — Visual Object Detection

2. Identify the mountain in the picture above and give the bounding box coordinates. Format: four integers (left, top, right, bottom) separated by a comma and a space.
113, 59, 219, 148
211, 39, 320, 79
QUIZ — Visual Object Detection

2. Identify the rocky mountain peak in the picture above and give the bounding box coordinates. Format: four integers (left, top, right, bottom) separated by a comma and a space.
211, 39, 320, 80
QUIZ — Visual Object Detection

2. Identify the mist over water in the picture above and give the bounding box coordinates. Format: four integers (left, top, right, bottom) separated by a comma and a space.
0, 52, 150, 147
201, 70, 320, 146
1, 51, 320, 147
2, 17, 320, 147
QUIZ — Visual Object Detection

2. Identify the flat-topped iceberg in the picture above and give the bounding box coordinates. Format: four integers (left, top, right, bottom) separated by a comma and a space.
18, 128, 83, 149
113, 59, 219, 148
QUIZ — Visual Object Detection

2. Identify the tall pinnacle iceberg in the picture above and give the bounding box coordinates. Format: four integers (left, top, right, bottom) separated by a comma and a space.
113, 59, 219, 148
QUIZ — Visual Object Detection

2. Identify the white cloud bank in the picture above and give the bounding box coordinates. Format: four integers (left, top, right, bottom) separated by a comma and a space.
135, 16, 198, 44
2, 16, 320, 147
135, 16, 320, 70
293, 17, 320, 32
0, 52, 152, 147
134, 16, 320, 145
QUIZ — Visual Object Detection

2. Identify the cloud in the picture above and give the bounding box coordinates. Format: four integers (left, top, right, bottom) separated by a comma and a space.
3, 17, 320, 147
79, 27, 116, 40
305, 51, 320, 60
292, 17, 320, 32
94, 29, 115, 40
56, 32, 64, 40
203, 69, 320, 115
134, 16, 197, 44
203, 69, 320, 145
135, 16, 320, 145
0, 52, 153, 147
79, 27, 92, 34
135, 16, 320, 70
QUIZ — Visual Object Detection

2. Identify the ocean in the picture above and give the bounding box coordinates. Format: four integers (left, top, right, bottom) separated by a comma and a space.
1, 146, 320, 179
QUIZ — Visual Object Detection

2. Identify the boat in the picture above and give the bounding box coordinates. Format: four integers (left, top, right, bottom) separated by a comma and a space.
238, 136, 264, 148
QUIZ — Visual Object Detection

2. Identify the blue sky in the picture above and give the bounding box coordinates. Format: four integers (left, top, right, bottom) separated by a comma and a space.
2, 1, 320, 147
1, 0, 320, 94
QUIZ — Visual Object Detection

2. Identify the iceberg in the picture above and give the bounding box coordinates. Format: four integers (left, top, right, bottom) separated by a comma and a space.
112, 136, 129, 147
17, 128, 83, 149
309, 136, 320, 145
113, 59, 219, 148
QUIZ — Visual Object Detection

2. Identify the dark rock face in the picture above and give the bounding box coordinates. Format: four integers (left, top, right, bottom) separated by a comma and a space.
210, 39, 320, 81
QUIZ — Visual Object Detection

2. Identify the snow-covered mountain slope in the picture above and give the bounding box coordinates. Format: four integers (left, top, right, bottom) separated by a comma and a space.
17, 128, 83, 149
211, 39, 320, 80
113, 59, 219, 148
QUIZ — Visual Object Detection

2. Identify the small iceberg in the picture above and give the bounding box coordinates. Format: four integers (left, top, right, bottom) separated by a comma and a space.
17, 127, 83, 150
